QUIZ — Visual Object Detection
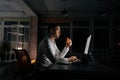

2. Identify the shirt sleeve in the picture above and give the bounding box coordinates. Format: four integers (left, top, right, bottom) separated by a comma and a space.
55, 44, 69, 58
57, 58, 72, 64
54, 43, 71, 64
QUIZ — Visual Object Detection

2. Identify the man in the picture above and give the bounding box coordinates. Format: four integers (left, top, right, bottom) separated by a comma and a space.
35, 23, 78, 70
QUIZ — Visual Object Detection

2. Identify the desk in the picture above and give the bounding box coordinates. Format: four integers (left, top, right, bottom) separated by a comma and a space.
1, 61, 119, 80
46, 61, 119, 79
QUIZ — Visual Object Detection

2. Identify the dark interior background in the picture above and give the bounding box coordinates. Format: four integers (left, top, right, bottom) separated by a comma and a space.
24, 0, 120, 71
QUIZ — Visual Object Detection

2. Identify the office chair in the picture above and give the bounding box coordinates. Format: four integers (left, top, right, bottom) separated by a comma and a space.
12, 49, 36, 80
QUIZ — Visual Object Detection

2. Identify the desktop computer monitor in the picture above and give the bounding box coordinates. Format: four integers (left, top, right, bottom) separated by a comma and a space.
84, 34, 92, 55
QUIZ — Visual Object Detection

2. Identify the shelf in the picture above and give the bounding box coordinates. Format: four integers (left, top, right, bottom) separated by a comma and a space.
8, 32, 24, 36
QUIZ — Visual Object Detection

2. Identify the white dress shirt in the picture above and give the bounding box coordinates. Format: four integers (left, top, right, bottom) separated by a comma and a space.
36, 36, 71, 68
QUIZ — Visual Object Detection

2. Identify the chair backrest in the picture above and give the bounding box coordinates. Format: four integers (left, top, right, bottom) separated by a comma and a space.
12, 49, 31, 70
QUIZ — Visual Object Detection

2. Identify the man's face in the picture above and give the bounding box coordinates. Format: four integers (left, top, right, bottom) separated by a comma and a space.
54, 26, 61, 39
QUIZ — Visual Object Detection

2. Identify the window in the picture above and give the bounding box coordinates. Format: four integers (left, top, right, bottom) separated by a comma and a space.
3, 18, 30, 51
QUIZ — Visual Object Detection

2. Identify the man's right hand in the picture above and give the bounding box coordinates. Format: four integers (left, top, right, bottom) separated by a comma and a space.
66, 37, 72, 47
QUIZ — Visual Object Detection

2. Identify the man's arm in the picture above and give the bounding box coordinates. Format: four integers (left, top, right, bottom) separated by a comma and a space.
55, 44, 69, 58
44, 38, 56, 63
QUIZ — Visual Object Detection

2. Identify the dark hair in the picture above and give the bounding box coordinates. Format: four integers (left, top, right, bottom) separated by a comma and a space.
48, 23, 59, 34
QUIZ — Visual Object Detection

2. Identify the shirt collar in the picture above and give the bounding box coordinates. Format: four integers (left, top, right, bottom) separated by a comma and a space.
48, 36, 55, 43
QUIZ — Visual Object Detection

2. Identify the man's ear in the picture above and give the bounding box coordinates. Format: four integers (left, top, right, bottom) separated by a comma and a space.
50, 29, 54, 34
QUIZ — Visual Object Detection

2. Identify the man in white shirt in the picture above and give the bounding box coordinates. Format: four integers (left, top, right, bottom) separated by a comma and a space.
35, 23, 78, 70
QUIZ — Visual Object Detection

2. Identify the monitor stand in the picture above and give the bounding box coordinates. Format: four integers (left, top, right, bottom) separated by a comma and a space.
80, 52, 95, 64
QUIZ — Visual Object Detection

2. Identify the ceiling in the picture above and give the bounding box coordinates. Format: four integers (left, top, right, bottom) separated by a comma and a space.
0, 0, 36, 17
0, 0, 120, 18
23, 0, 120, 18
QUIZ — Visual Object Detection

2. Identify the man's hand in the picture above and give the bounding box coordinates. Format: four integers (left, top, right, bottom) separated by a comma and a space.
68, 56, 79, 62
66, 37, 72, 47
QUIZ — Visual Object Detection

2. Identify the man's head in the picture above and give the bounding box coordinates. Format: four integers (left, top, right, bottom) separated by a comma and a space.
48, 23, 61, 39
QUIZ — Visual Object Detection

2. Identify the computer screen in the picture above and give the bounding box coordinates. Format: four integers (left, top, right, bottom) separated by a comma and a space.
84, 34, 92, 55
